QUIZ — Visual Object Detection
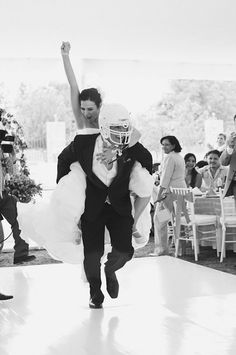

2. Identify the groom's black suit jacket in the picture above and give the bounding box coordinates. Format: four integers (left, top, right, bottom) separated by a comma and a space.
57, 134, 152, 221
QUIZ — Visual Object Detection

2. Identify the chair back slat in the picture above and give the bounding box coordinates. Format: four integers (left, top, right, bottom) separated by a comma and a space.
219, 189, 236, 218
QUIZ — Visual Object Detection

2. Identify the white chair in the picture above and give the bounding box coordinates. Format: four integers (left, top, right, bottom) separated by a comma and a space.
170, 187, 218, 261
219, 188, 236, 262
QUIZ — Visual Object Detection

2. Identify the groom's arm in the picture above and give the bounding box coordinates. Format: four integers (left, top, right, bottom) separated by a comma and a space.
56, 141, 77, 183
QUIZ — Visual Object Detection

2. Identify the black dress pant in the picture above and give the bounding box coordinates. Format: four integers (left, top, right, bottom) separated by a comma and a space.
81, 203, 134, 296
0, 191, 29, 259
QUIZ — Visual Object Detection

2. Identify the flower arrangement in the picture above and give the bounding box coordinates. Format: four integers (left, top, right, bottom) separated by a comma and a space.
0, 107, 43, 203
5, 174, 43, 203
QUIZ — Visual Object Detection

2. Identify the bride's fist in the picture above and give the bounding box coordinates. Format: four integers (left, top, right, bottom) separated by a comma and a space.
61, 41, 71, 56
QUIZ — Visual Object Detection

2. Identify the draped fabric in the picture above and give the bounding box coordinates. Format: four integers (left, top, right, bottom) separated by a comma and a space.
17, 161, 154, 264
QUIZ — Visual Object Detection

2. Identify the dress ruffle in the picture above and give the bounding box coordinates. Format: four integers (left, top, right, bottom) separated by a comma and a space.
18, 161, 153, 264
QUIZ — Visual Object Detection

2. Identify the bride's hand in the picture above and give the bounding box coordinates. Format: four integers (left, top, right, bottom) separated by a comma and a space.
61, 41, 71, 56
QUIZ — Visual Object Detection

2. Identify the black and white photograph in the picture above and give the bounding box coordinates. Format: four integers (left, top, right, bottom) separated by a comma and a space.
1, 0, 236, 354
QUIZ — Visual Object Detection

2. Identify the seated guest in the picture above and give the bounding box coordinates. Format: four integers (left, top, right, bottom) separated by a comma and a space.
207, 133, 226, 154
198, 150, 228, 192
184, 153, 202, 188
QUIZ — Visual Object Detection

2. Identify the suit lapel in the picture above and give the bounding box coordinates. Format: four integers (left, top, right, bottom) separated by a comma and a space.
110, 153, 125, 186
81, 136, 107, 189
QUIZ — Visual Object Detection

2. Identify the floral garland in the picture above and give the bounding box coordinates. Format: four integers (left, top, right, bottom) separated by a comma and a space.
0, 108, 42, 203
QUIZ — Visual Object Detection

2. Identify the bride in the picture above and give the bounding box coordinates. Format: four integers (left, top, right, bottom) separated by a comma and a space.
17, 42, 154, 264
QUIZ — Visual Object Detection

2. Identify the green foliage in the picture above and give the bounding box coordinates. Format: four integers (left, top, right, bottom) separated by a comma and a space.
3, 78, 236, 161
135, 79, 236, 155
15, 82, 74, 145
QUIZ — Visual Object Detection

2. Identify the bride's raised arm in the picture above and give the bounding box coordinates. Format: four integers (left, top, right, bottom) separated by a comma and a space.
61, 41, 85, 129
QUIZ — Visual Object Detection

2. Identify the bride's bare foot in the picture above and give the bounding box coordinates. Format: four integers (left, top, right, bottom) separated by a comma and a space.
132, 230, 146, 244
133, 230, 143, 238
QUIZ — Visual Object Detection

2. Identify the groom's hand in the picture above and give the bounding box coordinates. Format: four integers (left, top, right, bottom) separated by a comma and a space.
96, 145, 116, 169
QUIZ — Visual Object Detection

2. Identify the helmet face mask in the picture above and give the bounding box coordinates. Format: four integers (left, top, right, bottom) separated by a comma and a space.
103, 122, 132, 146
99, 104, 133, 147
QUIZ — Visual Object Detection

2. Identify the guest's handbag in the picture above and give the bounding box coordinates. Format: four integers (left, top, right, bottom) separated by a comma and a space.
154, 201, 172, 224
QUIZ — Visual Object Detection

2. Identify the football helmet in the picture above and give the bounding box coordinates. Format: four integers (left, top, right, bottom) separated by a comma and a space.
99, 104, 133, 146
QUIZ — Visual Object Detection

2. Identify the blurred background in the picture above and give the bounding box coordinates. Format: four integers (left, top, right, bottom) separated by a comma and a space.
1, 0, 236, 189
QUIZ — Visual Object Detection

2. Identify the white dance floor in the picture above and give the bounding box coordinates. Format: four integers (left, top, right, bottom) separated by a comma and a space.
1, 256, 236, 355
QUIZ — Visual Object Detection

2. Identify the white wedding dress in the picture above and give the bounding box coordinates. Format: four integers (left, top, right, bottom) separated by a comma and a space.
17, 130, 154, 264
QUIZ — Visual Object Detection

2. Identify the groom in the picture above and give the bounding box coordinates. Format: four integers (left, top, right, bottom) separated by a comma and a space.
57, 104, 152, 308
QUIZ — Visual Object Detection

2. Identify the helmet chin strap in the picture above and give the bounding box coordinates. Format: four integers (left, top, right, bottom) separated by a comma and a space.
101, 136, 127, 157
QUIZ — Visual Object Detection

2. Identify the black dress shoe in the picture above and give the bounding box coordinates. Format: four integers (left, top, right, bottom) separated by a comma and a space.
13, 254, 36, 265
0, 293, 13, 300
89, 291, 104, 309
89, 299, 103, 309
105, 270, 119, 299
